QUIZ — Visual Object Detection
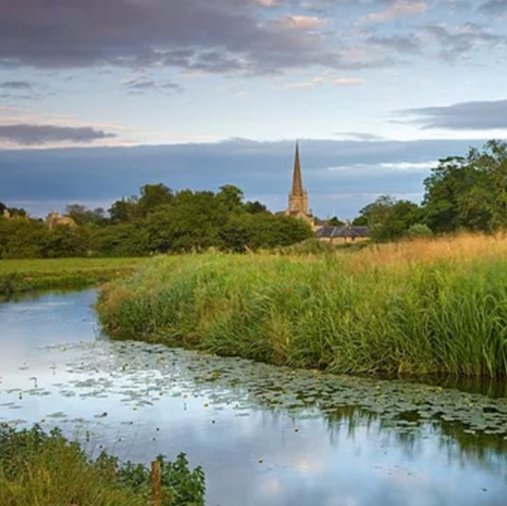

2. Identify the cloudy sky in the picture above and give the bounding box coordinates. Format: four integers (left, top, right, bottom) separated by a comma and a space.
1, 0, 506, 218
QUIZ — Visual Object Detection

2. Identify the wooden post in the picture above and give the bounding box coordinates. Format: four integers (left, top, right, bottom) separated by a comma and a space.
151, 460, 163, 506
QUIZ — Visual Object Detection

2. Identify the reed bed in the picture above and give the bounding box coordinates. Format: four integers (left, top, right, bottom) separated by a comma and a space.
97, 234, 507, 377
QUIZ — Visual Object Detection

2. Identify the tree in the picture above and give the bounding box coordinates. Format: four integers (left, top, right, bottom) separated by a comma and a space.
90, 223, 150, 256
137, 184, 174, 217
328, 216, 345, 226
423, 141, 507, 233
216, 185, 244, 213
40, 226, 89, 258
145, 190, 227, 252
66, 204, 106, 226
406, 223, 433, 238
359, 195, 423, 242
108, 197, 138, 223
244, 200, 268, 214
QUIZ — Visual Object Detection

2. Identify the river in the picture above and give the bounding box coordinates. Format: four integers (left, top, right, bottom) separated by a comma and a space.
0, 289, 506, 505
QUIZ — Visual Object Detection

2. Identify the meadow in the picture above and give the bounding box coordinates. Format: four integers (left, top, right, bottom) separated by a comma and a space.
0, 257, 145, 297
98, 234, 507, 378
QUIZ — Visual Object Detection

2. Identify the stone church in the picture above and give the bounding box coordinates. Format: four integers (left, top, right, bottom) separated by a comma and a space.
285, 142, 369, 241
285, 142, 315, 227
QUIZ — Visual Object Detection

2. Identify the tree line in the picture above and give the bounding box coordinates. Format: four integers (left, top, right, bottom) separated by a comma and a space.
353, 140, 507, 242
2, 140, 506, 257
0, 185, 313, 258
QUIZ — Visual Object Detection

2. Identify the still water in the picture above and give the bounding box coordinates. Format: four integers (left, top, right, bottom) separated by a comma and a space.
0, 289, 506, 506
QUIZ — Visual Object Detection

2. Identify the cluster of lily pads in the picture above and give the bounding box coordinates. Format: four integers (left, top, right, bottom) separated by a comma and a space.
14, 339, 507, 440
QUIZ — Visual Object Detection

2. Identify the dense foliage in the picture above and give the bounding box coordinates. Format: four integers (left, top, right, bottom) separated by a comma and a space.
0, 424, 205, 506
98, 235, 507, 378
423, 140, 507, 233
355, 140, 507, 241
0, 184, 312, 258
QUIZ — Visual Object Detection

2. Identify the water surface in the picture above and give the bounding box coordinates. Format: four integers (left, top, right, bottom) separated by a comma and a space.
1, 290, 506, 506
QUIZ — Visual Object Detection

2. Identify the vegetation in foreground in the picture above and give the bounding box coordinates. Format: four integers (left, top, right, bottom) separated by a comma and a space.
0, 424, 205, 506
0, 257, 145, 297
98, 234, 507, 378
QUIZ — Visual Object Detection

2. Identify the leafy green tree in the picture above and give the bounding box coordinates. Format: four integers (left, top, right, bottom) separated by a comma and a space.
66, 204, 106, 226
406, 223, 433, 238
137, 184, 174, 217
40, 226, 89, 258
216, 185, 244, 213
108, 197, 138, 223
90, 223, 150, 256
0, 219, 46, 258
359, 195, 423, 242
352, 215, 368, 226
423, 141, 507, 233
244, 200, 268, 214
328, 216, 345, 226
145, 191, 227, 252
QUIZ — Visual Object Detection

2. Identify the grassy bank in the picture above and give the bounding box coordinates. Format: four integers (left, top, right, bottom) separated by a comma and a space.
0, 425, 205, 506
97, 234, 507, 378
0, 257, 145, 297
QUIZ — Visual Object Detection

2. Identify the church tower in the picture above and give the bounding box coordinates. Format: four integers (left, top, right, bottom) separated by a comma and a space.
287, 142, 310, 217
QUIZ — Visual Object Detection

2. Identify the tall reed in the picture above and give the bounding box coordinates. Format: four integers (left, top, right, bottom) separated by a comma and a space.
97, 234, 507, 377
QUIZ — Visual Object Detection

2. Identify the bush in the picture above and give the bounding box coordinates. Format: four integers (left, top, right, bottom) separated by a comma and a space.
0, 424, 205, 506
406, 223, 433, 238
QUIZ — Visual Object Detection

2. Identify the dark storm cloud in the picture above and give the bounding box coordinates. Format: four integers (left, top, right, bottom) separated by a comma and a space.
0, 124, 116, 145
0, 0, 363, 74
0, 137, 487, 217
400, 99, 507, 130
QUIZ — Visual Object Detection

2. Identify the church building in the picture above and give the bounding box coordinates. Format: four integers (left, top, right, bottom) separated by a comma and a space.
285, 142, 369, 241
285, 142, 315, 227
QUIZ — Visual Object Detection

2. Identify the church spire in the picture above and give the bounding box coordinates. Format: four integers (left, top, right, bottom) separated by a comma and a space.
287, 141, 310, 218
291, 141, 303, 197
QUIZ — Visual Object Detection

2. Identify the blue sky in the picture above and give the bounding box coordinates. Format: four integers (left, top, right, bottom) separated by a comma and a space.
1, 0, 507, 218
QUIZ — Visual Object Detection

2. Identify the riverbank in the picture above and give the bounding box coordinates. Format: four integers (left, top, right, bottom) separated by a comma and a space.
98, 234, 507, 378
0, 424, 205, 506
0, 257, 145, 297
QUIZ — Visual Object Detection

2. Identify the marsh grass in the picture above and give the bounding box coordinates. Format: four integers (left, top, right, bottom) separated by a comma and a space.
98, 234, 507, 378
0, 425, 205, 506
0, 257, 145, 296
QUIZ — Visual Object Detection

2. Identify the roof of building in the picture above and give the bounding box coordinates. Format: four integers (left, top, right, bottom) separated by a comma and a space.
316, 225, 370, 238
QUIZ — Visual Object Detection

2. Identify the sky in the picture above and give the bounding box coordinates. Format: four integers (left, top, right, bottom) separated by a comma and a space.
1, 0, 507, 218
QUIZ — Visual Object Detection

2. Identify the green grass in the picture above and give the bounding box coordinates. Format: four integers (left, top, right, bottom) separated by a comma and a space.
0, 424, 205, 506
97, 242, 507, 378
0, 257, 146, 296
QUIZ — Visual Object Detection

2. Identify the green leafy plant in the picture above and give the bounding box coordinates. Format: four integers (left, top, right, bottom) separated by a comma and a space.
0, 424, 205, 506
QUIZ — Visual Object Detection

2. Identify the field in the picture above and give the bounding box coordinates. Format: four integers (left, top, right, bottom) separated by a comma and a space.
0, 257, 145, 297
98, 234, 507, 378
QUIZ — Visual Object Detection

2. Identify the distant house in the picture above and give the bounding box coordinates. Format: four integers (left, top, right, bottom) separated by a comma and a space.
315, 224, 370, 243
46, 211, 77, 229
